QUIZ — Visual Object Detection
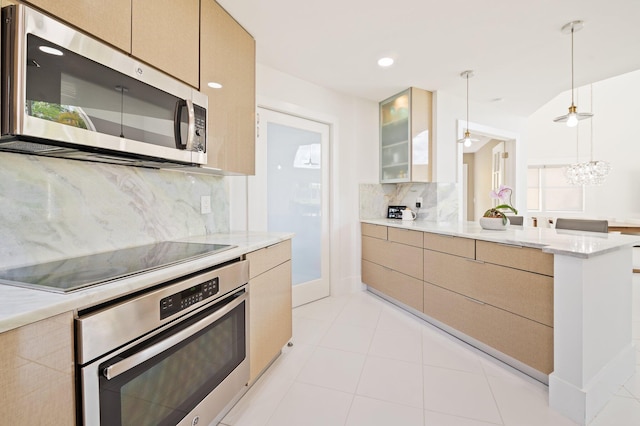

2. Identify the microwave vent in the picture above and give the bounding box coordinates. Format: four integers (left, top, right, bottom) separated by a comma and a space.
0, 140, 70, 153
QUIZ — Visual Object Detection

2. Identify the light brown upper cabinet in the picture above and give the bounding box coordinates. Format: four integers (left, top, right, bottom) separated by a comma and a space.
131, 0, 200, 87
379, 87, 433, 183
201, 0, 256, 175
23, 0, 132, 52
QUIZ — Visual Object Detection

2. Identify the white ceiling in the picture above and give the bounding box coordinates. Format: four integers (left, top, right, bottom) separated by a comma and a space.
217, 0, 640, 117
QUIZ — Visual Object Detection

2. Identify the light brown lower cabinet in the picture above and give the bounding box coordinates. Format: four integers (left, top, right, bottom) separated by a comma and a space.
424, 249, 553, 327
423, 281, 554, 374
0, 312, 75, 424
362, 259, 423, 311
361, 235, 423, 280
361, 224, 555, 376
246, 241, 292, 382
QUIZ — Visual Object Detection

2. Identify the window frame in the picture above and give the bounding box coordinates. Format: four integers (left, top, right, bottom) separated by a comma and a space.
527, 164, 585, 213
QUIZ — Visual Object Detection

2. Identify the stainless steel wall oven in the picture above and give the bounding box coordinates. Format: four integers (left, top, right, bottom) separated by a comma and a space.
76, 259, 249, 426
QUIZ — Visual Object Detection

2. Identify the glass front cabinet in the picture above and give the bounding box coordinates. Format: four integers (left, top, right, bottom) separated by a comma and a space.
379, 87, 433, 183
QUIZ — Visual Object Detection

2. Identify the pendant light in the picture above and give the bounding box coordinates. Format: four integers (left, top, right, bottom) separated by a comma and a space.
553, 20, 593, 127
457, 70, 478, 147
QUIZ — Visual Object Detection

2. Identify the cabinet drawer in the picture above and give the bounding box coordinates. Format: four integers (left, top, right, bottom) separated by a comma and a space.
424, 250, 553, 327
388, 227, 423, 248
362, 236, 423, 280
423, 282, 553, 374
476, 240, 554, 276
361, 223, 387, 240
362, 260, 423, 311
423, 232, 475, 258
246, 240, 291, 279
249, 261, 292, 381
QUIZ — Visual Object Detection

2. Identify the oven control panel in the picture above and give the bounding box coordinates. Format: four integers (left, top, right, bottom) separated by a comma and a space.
160, 278, 219, 319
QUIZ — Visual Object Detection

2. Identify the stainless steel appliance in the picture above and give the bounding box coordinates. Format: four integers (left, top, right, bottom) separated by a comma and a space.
0, 241, 235, 293
77, 259, 250, 426
0, 4, 207, 167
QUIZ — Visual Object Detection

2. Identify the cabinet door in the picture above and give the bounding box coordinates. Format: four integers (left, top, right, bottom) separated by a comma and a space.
201, 0, 256, 175
24, 0, 131, 52
246, 240, 291, 279
424, 282, 553, 374
131, 0, 199, 87
249, 261, 292, 382
0, 312, 75, 424
362, 259, 423, 311
424, 249, 553, 327
380, 89, 410, 182
362, 235, 423, 280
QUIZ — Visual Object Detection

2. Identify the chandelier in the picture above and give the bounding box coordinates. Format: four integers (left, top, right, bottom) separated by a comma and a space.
564, 84, 610, 185
565, 160, 611, 185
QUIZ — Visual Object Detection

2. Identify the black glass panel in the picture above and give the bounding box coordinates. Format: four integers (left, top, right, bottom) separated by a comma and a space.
26, 33, 181, 148
0, 242, 234, 292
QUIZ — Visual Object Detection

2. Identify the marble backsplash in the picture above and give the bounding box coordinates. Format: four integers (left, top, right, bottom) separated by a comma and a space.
359, 182, 458, 221
0, 153, 228, 269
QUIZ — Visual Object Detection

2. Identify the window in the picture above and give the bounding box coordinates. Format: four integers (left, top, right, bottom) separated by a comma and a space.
528, 165, 584, 213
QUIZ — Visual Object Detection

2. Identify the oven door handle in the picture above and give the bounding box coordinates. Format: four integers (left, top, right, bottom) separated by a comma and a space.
103, 290, 247, 381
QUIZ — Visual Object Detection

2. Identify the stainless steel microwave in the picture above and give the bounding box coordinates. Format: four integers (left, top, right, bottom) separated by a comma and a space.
0, 4, 207, 166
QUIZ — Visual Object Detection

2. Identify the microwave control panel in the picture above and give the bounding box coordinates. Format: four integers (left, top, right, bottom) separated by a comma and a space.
160, 277, 219, 319
193, 105, 207, 152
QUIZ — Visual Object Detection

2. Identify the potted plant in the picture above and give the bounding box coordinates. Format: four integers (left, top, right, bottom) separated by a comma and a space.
479, 185, 518, 230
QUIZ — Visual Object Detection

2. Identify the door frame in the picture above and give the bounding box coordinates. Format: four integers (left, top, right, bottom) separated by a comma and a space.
255, 97, 336, 306
456, 120, 520, 220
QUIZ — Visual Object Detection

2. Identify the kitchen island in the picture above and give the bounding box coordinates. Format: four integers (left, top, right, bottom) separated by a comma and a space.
361, 219, 639, 425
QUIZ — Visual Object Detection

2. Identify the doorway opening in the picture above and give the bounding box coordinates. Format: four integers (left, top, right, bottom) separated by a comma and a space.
457, 121, 518, 221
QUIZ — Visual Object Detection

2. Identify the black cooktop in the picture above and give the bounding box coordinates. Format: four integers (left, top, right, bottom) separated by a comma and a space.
0, 242, 235, 293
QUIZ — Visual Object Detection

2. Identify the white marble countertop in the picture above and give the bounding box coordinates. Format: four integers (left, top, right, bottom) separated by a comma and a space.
0, 231, 293, 334
362, 219, 640, 258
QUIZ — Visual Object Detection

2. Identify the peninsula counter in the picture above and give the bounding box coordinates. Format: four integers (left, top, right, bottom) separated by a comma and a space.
361, 219, 639, 425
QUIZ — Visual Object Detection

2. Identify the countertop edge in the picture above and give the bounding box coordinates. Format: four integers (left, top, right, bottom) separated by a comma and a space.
0, 232, 294, 334
361, 219, 640, 258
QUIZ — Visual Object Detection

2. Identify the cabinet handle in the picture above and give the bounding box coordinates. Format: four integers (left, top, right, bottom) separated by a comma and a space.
465, 258, 485, 264
463, 295, 486, 305
438, 234, 455, 238
498, 243, 523, 249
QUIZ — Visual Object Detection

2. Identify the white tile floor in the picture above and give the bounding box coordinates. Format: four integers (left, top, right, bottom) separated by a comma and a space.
220, 275, 640, 426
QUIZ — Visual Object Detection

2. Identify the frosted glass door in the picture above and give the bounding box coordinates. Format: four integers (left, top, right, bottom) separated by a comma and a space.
251, 108, 330, 307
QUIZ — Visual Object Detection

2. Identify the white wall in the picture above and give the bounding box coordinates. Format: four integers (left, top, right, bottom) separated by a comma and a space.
229, 63, 378, 295
527, 69, 640, 220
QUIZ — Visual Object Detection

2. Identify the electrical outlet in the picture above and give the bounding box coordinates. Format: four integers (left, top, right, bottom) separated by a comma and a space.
416, 197, 423, 208
200, 195, 211, 214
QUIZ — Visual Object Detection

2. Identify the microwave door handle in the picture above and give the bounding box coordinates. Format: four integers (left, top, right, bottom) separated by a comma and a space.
174, 99, 196, 150
102, 290, 247, 381
185, 99, 196, 150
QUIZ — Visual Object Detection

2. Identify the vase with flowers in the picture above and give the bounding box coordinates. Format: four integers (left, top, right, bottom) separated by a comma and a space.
479, 185, 518, 230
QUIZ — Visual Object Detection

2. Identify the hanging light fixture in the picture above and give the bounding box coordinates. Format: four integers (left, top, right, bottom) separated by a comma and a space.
565, 84, 610, 185
553, 20, 593, 127
457, 70, 478, 147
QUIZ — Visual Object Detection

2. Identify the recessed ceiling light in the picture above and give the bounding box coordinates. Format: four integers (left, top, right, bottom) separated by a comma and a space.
207, 82, 223, 89
377, 57, 394, 67
39, 45, 63, 56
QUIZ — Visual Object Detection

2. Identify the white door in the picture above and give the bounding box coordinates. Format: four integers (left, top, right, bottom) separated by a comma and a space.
249, 107, 330, 307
